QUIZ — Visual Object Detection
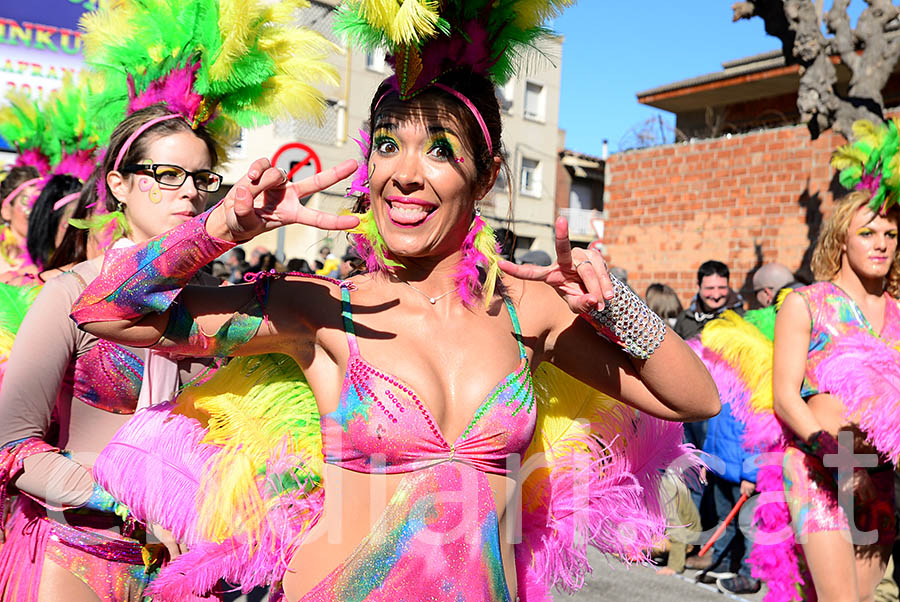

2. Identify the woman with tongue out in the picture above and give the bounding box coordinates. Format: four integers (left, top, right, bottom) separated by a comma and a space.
69, 2, 719, 600
70, 73, 720, 602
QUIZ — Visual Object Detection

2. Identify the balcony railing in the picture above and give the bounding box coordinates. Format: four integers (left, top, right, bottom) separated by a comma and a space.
558, 208, 603, 239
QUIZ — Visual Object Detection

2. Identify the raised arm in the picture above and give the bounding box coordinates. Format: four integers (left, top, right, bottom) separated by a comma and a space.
505, 218, 720, 422
71, 158, 359, 358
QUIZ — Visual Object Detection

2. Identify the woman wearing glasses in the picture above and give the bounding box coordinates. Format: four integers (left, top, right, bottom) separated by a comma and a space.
0, 103, 222, 602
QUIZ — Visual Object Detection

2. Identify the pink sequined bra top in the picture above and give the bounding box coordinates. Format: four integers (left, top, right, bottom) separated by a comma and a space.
796, 281, 900, 398
321, 284, 536, 476
71, 340, 144, 414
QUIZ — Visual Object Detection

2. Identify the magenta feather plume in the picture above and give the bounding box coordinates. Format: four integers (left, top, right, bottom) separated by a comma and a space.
747, 456, 811, 601
454, 214, 492, 306
52, 149, 96, 182
516, 399, 701, 600
92, 402, 219, 546
14, 149, 50, 175
127, 64, 204, 122
146, 488, 324, 599
348, 129, 371, 197
815, 331, 900, 461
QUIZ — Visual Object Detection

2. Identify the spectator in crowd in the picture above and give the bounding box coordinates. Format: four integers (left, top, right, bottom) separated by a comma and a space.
209, 260, 230, 281
225, 247, 246, 283
339, 249, 364, 279
256, 252, 284, 273
751, 261, 800, 308
248, 245, 268, 270
314, 245, 331, 271
645, 283, 683, 328
674, 260, 744, 341
316, 246, 340, 278
698, 390, 761, 594
286, 258, 313, 274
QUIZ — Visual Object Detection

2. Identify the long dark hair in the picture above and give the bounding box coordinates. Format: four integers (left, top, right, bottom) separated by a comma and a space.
26, 175, 82, 270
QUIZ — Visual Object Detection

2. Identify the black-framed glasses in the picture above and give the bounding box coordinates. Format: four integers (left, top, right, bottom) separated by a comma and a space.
121, 163, 223, 192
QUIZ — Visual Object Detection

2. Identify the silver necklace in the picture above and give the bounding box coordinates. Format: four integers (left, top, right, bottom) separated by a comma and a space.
400, 280, 455, 305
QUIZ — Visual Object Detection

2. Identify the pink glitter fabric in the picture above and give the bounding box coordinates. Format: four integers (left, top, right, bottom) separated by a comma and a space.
793, 282, 900, 398
322, 286, 535, 475
308, 285, 535, 600
782, 445, 895, 546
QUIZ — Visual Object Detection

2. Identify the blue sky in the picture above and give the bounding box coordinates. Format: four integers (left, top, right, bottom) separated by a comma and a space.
554, 4, 780, 157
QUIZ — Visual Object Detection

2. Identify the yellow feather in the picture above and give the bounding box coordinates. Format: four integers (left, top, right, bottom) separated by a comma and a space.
209, 0, 260, 81
700, 311, 774, 412
359, 0, 400, 33
389, 0, 441, 46
521, 363, 631, 512
176, 355, 322, 543
831, 145, 868, 170
513, 0, 575, 30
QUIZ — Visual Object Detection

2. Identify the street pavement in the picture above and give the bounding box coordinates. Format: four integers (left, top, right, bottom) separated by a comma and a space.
556, 548, 766, 602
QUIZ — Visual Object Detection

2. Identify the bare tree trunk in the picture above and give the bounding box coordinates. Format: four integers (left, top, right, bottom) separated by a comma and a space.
733, 0, 900, 140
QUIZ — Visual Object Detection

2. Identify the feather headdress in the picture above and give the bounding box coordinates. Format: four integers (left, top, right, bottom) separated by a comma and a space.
80, 0, 340, 153
335, 0, 574, 98
832, 118, 900, 213
0, 91, 52, 176
42, 74, 103, 183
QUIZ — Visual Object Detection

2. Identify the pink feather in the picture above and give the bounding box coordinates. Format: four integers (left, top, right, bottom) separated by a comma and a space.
52, 149, 96, 182
127, 64, 204, 123
815, 331, 900, 461
348, 129, 371, 197
14, 150, 50, 176
92, 402, 219, 546
515, 401, 701, 600
453, 214, 488, 306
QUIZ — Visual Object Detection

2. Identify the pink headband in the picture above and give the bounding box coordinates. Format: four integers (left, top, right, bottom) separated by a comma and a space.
113, 113, 182, 172
374, 81, 493, 156
1, 177, 42, 211
53, 192, 81, 212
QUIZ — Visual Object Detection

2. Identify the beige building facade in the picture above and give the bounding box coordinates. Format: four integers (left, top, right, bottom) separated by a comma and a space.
226, 0, 565, 264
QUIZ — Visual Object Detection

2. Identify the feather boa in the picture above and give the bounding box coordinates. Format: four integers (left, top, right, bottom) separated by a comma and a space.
0, 282, 41, 387
515, 363, 701, 601
815, 331, 900, 462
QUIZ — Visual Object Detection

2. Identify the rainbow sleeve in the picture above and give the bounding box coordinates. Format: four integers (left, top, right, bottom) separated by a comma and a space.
70, 206, 235, 325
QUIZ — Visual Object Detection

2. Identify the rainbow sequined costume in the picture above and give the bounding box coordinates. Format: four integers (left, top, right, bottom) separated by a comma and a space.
66, 208, 703, 601
0, 262, 157, 602
687, 282, 900, 601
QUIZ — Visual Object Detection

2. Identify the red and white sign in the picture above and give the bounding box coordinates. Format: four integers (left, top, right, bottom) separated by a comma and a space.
271, 142, 321, 184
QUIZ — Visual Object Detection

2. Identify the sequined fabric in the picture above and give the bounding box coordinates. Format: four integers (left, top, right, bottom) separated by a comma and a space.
299, 462, 510, 602
73, 340, 144, 413
795, 282, 900, 398
782, 445, 896, 546
321, 286, 536, 476
70, 205, 234, 325
309, 286, 534, 600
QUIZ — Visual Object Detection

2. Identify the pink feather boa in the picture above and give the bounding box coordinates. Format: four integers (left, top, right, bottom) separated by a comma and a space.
815, 331, 900, 461
515, 404, 701, 601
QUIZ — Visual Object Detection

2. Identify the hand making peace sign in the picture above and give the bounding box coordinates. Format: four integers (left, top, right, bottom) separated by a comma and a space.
207, 157, 360, 242
499, 216, 616, 314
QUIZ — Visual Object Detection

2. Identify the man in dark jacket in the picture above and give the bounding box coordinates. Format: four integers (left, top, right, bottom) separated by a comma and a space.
674, 260, 745, 341
701, 393, 761, 595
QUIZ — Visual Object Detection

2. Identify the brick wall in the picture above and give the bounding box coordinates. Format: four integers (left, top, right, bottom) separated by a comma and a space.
604, 124, 845, 305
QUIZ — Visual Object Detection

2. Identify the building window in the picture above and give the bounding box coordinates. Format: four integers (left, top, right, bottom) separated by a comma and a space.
496, 79, 515, 114
366, 48, 386, 72
523, 81, 545, 122
520, 157, 541, 197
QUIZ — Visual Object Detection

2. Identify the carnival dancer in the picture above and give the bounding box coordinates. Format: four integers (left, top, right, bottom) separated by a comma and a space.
0, 0, 339, 599
774, 180, 900, 601
71, 1, 720, 600
689, 119, 900, 602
